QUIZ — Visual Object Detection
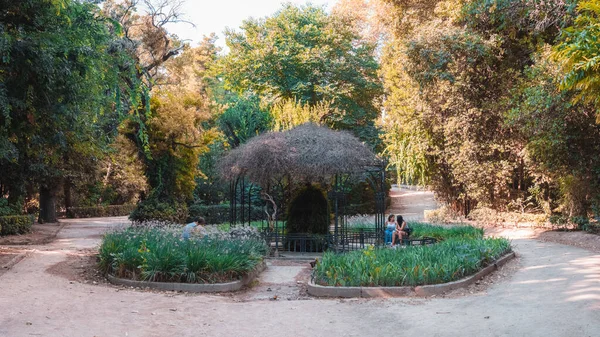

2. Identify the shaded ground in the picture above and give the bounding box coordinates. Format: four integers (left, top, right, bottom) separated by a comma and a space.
1, 204, 600, 336
0, 222, 63, 245
536, 230, 600, 254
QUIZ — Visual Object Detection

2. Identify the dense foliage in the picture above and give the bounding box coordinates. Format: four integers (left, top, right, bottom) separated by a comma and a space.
313, 223, 510, 287
2, 0, 600, 226
220, 4, 383, 146
67, 205, 137, 219
313, 237, 511, 286
0, 215, 34, 236
380, 0, 600, 220
0, 0, 132, 221
98, 226, 268, 283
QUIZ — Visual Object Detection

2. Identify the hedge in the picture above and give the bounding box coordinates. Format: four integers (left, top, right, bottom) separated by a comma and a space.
0, 215, 34, 236
188, 204, 264, 225
67, 205, 137, 218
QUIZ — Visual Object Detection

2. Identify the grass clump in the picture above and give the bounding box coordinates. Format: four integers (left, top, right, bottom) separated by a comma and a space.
409, 222, 484, 240
98, 226, 268, 283
313, 237, 511, 287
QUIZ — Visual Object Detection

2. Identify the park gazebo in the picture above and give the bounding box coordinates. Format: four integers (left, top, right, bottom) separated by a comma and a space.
219, 123, 386, 253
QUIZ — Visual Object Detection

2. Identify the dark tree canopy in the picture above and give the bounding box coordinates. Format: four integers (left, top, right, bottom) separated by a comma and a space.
219, 123, 378, 187
0, 0, 130, 221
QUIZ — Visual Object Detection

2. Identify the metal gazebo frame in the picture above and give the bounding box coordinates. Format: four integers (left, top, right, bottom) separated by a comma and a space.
228, 160, 387, 254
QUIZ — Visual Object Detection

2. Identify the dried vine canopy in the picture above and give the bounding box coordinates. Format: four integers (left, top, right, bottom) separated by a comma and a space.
219, 124, 378, 186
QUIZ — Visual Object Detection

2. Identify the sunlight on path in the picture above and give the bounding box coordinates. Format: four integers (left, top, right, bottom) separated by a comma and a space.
387, 185, 438, 221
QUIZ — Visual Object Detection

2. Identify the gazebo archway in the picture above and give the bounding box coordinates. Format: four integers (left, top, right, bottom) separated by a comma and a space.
219, 123, 387, 253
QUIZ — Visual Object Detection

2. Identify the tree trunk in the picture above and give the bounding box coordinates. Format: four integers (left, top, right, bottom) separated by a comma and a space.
7, 182, 25, 213
64, 180, 72, 217
39, 184, 58, 223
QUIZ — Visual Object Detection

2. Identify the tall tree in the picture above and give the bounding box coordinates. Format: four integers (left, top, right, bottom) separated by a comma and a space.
126, 36, 220, 223
0, 0, 130, 222
220, 4, 383, 147
554, 0, 600, 120
380, 0, 578, 215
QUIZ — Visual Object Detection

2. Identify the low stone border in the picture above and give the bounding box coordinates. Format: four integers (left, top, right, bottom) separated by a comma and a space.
107, 260, 266, 293
307, 252, 516, 298
1, 250, 33, 270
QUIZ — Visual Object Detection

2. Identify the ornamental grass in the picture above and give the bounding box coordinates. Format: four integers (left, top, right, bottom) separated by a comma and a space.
98, 226, 268, 284
313, 229, 510, 287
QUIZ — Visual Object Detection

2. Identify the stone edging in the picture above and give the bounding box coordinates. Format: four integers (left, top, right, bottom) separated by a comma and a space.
1, 250, 33, 271
107, 260, 266, 293
307, 252, 516, 298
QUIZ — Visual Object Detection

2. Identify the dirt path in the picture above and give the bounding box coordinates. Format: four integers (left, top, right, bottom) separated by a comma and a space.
1, 215, 600, 336
387, 185, 437, 221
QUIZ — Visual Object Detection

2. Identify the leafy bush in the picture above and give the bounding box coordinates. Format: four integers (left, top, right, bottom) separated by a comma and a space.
0, 198, 20, 217
129, 199, 188, 225
468, 207, 548, 226
585, 222, 600, 234
424, 206, 460, 224
312, 237, 511, 287
549, 214, 569, 230
98, 225, 268, 283
67, 205, 136, 218
286, 185, 329, 234
570, 216, 589, 230
187, 203, 264, 225
0, 215, 34, 236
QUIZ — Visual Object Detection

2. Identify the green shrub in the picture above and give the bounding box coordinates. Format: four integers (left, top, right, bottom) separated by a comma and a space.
570, 216, 589, 230
98, 226, 268, 283
187, 203, 264, 225
67, 205, 136, 218
585, 222, 600, 234
286, 185, 329, 234
344, 180, 391, 214
312, 237, 511, 287
129, 199, 188, 224
549, 214, 569, 230
0, 215, 34, 236
0, 198, 21, 217
468, 207, 548, 226
424, 206, 460, 223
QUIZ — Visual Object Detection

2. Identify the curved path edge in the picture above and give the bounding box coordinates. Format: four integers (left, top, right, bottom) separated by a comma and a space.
107, 260, 266, 293
308, 252, 515, 298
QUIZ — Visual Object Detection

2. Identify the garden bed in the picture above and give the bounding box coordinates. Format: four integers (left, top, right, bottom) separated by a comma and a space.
309, 223, 512, 296
308, 252, 515, 297
98, 225, 268, 289
107, 260, 266, 292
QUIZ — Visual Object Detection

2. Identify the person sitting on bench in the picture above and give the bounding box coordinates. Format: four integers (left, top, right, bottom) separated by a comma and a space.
392, 215, 409, 246
384, 214, 396, 245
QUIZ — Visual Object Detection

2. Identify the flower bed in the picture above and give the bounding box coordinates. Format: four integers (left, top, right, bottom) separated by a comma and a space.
99, 225, 268, 284
312, 223, 510, 287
